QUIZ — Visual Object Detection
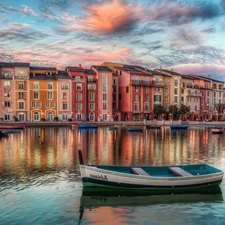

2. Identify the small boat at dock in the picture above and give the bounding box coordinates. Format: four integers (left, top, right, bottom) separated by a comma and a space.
211, 127, 224, 134
0, 130, 9, 137
78, 123, 98, 129
127, 127, 143, 132
170, 125, 188, 130
0, 124, 25, 130
78, 150, 223, 192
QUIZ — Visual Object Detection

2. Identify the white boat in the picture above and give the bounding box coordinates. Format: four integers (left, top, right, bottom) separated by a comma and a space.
211, 127, 224, 134
78, 150, 223, 192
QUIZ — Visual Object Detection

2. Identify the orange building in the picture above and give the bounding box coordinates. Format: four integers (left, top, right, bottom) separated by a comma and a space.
29, 67, 58, 121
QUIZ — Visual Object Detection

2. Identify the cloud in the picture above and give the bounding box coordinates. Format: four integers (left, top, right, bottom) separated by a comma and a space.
0, 22, 48, 43
0, 3, 38, 16
79, 0, 140, 34
143, 2, 222, 26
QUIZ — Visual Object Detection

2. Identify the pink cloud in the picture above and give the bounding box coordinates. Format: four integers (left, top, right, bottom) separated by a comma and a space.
174, 64, 225, 76
79, 0, 140, 34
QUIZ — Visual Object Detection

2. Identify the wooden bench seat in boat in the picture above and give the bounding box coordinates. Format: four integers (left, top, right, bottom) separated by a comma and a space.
131, 167, 150, 176
168, 167, 194, 177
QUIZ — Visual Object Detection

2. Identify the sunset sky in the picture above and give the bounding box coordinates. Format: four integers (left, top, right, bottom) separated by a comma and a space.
1, 0, 225, 80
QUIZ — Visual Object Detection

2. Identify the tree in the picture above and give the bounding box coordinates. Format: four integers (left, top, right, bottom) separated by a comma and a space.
168, 105, 179, 120
153, 105, 166, 119
179, 104, 190, 120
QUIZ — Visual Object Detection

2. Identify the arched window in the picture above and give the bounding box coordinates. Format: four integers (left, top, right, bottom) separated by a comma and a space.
34, 112, 40, 121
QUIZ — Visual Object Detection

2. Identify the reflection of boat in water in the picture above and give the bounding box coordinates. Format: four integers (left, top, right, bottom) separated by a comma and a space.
146, 125, 161, 129
0, 125, 25, 129
80, 186, 223, 208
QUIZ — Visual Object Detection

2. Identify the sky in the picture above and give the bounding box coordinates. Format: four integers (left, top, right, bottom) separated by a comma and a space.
1, 0, 225, 80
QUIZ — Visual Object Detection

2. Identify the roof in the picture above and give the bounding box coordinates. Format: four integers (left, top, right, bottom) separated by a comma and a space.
91, 66, 112, 72
30, 66, 56, 71
0, 62, 30, 67
66, 66, 85, 72
84, 69, 96, 75
57, 70, 71, 79
29, 73, 57, 80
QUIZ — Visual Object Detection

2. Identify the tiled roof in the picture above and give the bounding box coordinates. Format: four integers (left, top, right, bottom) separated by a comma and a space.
29, 73, 57, 80
0, 62, 30, 67
57, 70, 71, 79
84, 69, 96, 75
92, 66, 112, 72
30, 66, 56, 71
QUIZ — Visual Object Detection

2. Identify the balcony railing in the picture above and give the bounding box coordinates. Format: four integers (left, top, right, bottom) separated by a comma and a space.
14, 75, 29, 80
186, 92, 202, 97
0, 75, 12, 79
87, 79, 97, 83
130, 80, 154, 86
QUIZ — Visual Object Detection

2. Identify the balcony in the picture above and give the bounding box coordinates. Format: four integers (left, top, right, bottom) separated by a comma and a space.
87, 79, 97, 83
73, 77, 84, 82
130, 80, 154, 86
186, 92, 202, 97
14, 75, 29, 80
0, 75, 12, 79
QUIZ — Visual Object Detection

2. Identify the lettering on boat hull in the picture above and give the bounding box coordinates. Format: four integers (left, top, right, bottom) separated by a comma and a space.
90, 174, 108, 181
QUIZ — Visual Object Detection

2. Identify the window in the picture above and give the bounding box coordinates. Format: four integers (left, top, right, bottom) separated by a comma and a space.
76, 93, 82, 101
87, 76, 93, 82
34, 112, 40, 121
51, 102, 55, 108
63, 102, 67, 110
102, 114, 107, 121
134, 103, 139, 110
76, 83, 82, 90
134, 86, 138, 92
61, 83, 69, 90
174, 96, 178, 103
4, 101, 10, 107
89, 93, 95, 101
33, 82, 39, 89
4, 72, 10, 78
34, 92, 39, 99
18, 102, 24, 109
174, 79, 178, 87
4, 113, 10, 120
48, 82, 53, 89
18, 82, 24, 89
90, 103, 94, 110
4, 81, 10, 87
103, 84, 107, 92
144, 78, 150, 84
145, 95, 149, 102
154, 95, 161, 102
46, 102, 50, 108
113, 79, 116, 85
4, 91, 10, 97
103, 93, 107, 101
76, 102, 82, 110
155, 77, 160, 83
63, 92, 67, 99
174, 88, 178, 95
126, 86, 129, 93
88, 84, 96, 90
32, 102, 36, 108
19, 92, 24, 99
48, 92, 53, 100
145, 87, 149, 93
103, 75, 107, 83
165, 96, 168, 102
37, 102, 41, 108
103, 102, 107, 110
165, 87, 168, 94
133, 77, 140, 84
135, 94, 139, 102
144, 103, 149, 110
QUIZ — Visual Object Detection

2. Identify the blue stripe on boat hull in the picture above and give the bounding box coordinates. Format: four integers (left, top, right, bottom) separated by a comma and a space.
82, 177, 222, 191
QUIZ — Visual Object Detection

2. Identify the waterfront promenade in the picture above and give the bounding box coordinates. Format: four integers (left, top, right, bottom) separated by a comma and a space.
0, 120, 224, 128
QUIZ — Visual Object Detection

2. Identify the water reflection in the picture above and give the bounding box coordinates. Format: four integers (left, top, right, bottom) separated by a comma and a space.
0, 126, 225, 178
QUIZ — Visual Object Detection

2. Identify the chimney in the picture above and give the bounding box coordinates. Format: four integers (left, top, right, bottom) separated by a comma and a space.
79, 64, 82, 68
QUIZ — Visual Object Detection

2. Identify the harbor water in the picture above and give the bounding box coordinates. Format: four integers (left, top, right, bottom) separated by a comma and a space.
0, 126, 225, 225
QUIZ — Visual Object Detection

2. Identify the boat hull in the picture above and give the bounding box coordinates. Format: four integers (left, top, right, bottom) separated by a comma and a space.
170, 125, 188, 130
79, 165, 223, 192
127, 128, 143, 132
78, 124, 98, 129
212, 128, 223, 134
